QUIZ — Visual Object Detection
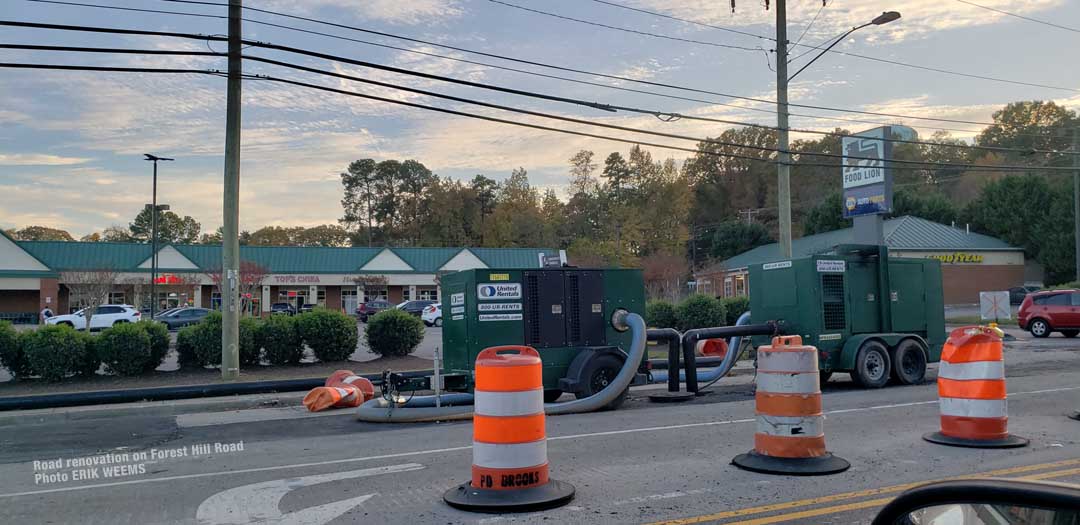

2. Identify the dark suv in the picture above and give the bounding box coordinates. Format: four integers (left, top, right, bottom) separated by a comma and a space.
1018, 290, 1080, 338
397, 300, 436, 317
270, 302, 296, 316
356, 300, 390, 323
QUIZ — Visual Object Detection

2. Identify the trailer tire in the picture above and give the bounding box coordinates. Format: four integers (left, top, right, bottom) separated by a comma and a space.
574, 354, 628, 410
850, 341, 891, 389
889, 339, 927, 385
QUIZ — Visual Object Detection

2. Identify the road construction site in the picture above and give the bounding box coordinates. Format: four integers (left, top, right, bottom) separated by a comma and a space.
1, 330, 1077, 525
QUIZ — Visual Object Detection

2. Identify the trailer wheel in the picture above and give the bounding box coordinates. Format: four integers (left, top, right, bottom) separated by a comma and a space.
889, 339, 927, 385
850, 341, 891, 389
543, 389, 563, 403
575, 354, 628, 410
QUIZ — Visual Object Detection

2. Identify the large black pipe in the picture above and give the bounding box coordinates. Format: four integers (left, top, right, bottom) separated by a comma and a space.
647, 328, 681, 392
0, 369, 435, 412
646, 356, 723, 370
681, 322, 780, 393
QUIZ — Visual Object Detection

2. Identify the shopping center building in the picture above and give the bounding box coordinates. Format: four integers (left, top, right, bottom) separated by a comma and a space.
693, 216, 1043, 305
0, 231, 553, 322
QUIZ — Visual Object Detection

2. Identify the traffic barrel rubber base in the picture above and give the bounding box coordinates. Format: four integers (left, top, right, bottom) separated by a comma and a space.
731, 451, 850, 476
443, 480, 575, 513
647, 391, 696, 403
923, 431, 1029, 448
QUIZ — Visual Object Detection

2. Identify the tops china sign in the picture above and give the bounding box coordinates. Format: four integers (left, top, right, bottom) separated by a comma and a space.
273, 275, 322, 284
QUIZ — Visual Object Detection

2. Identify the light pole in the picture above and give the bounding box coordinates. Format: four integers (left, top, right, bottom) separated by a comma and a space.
774, 7, 901, 257
144, 153, 173, 320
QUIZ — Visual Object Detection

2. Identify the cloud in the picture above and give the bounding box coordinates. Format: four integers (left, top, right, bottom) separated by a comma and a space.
0, 153, 91, 166
259, 0, 462, 25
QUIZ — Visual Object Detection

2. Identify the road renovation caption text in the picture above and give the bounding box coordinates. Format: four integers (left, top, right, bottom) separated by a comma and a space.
31, 441, 245, 485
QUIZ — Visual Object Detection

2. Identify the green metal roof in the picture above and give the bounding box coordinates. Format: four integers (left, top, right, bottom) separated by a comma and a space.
12, 241, 553, 273
717, 216, 1020, 271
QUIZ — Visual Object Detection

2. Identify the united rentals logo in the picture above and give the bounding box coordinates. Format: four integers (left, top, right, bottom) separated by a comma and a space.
477, 283, 522, 300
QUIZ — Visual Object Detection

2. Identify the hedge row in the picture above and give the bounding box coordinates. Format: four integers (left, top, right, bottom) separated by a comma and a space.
0, 320, 168, 382
178, 309, 359, 369
645, 295, 750, 331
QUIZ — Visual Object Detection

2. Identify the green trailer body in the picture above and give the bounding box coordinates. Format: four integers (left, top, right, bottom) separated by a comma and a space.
439, 267, 645, 392
748, 245, 946, 374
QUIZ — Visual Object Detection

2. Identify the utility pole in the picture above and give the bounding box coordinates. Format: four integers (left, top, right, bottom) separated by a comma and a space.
221, 0, 242, 380
774, 0, 793, 258
1074, 127, 1079, 282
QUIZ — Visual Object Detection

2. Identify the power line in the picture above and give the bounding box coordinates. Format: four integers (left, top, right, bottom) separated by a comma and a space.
13, 0, 1020, 130
23, 0, 224, 19
0, 43, 224, 57
0, 62, 224, 75
789, 0, 826, 51
3, 23, 1071, 158
499, 0, 1080, 93
954, 0, 1080, 34
587, 0, 769, 41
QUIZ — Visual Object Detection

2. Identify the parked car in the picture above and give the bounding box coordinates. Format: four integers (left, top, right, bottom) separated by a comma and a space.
152, 307, 185, 319
397, 300, 436, 317
270, 302, 296, 316
157, 308, 211, 330
1017, 289, 1080, 338
45, 304, 141, 330
1009, 285, 1041, 305
299, 303, 316, 314
356, 300, 390, 322
421, 303, 442, 327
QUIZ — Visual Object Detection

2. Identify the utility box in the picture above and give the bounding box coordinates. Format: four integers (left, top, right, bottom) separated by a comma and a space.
749, 245, 946, 388
440, 268, 645, 397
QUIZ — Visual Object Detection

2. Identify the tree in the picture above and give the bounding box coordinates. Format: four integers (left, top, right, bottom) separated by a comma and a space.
802, 192, 849, 236
80, 232, 102, 242
11, 226, 74, 241
601, 152, 631, 197
61, 268, 119, 330
102, 225, 134, 242
129, 207, 200, 244
976, 101, 1077, 167
568, 150, 598, 195
469, 174, 498, 245
891, 188, 958, 225
295, 224, 349, 247
708, 221, 773, 261
340, 159, 378, 246
641, 253, 689, 302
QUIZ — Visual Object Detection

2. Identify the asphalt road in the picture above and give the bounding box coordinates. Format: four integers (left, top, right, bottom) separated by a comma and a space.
2, 336, 1079, 524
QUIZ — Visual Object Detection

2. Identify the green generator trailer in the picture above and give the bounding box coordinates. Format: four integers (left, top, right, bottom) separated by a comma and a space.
434, 267, 646, 405
748, 245, 946, 388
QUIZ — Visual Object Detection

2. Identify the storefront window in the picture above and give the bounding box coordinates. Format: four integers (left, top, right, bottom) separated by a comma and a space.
108, 292, 125, 305
402, 288, 411, 301
364, 288, 387, 302
317, 289, 326, 307
418, 287, 438, 301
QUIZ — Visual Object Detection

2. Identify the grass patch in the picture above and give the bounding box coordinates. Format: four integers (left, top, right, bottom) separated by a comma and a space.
945, 315, 1017, 326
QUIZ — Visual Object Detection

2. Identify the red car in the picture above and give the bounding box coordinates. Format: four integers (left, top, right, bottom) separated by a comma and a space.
1017, 289, 1080, 338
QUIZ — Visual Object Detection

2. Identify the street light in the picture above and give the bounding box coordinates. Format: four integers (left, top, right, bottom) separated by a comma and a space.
774, 3, 900, 258
144, 153, 174, 320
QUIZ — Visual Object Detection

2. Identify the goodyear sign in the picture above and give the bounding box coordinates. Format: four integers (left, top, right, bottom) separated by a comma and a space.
926, 252, 984, 264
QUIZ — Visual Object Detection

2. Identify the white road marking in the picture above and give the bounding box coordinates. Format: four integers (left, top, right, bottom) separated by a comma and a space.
195, 463, 421, 525
3, 384, 1078, 500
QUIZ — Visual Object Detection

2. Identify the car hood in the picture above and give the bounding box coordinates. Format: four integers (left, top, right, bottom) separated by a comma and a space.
47, 314, 77, 323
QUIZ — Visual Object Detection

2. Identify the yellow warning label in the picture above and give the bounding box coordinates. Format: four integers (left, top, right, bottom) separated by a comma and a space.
489, 273, 510, 281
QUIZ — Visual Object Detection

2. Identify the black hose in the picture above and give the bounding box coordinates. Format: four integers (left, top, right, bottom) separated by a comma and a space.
0, 369, 435, 411
647, 328, 681, 392
681, 322, 780, 393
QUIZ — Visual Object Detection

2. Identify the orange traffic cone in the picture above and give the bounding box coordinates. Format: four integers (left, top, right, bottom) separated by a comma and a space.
732, 336, 849, 475
924, 326, 1028, 448
303, 370, 375, 412
444, 346, 575, 513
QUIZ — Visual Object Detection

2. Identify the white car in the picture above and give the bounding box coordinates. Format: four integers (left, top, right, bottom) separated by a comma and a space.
421, 303, 442, 327
45, 304, 141, 330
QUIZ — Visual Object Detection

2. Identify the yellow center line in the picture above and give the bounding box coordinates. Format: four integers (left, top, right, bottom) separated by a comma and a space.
647, 458, 1080, 525
1022, 466, 1080, 481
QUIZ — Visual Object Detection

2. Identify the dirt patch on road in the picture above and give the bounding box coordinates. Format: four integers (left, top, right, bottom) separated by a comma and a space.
0, 355, 432, 398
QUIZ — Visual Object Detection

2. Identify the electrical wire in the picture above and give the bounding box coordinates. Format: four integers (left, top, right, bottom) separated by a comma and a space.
587, 0, 769, 41
954, 0, 1080, 34
0, 62, 224, 75
13, 0, 1033, 131
492, 0, 1080, 93
23, 0, 225, 19
0, 43, 224, 57
790, 0, 826, 51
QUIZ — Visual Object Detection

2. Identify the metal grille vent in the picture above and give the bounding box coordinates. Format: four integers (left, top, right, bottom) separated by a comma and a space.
821, 274, 846, 330
567, 274, 581, 342
525, 274, 541, 344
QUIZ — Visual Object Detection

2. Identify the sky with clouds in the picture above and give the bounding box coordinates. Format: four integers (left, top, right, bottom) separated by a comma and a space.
1, 0, 1078, 237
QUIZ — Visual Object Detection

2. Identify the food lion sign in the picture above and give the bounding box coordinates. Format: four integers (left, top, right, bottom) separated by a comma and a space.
841, 126, 910, 218
477, 283, 522, 300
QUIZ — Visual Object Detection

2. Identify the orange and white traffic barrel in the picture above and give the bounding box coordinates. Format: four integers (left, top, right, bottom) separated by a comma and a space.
924, 326, 1028, 448
444, 346, 575, 513
302, 370, 375, 412
732, 335, 850, 475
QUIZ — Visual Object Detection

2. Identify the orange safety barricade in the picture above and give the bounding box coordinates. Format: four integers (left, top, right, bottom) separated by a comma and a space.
444, 346, 575, 513
732, 335, 849, 475
924, 326, 1028, 448
302, 370, 375, 412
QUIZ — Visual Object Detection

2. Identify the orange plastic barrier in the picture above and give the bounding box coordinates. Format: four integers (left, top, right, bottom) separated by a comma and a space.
924, 326, 1028, 448
732, 336, 849, 475
302, 370, 375, 412
444, 346, 575, 513
696, 338, 729, 359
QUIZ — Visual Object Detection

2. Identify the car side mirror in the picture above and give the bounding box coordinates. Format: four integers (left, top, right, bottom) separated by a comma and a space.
872, 479, 1080, 525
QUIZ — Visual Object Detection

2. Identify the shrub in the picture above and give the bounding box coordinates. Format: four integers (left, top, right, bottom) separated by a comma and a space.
259, 314, 303, 365
22, 324, 93, 382
0, 321, 29, 378
192, 311, 223, 367
176, 325, 199, 367
720, 296, 751, 326
239, 317, 263, 366
297, 309, 358, 362
74, 330, 101, 377
96, 322, 154, 376
645, 300, 677, 329
136, 320, 170, 370
365, 308, 424, 357
676, 294, 727, 332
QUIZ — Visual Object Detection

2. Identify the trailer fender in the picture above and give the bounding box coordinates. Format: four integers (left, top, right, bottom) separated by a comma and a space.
838, 334, 928, 371
558, 347, 631, 394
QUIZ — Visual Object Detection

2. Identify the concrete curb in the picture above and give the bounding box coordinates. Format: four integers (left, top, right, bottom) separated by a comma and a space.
0, 391, 307, 426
